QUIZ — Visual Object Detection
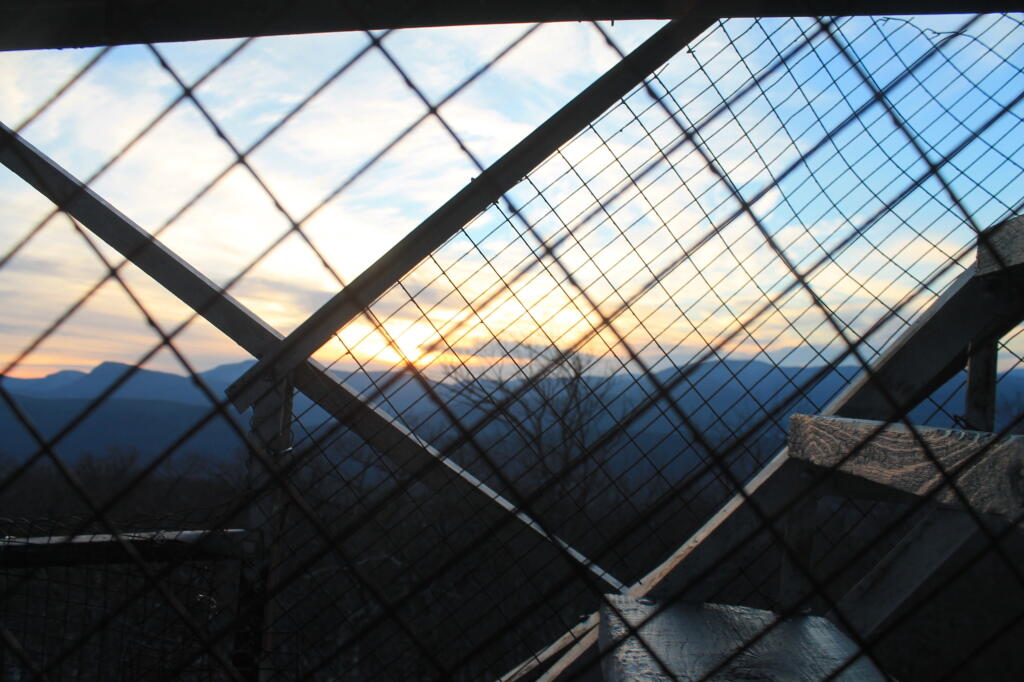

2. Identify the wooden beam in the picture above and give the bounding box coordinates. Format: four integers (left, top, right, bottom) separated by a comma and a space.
831, 216, 1024, 422
499, 615, 598, 682
0, 121, 623, 593
637, 454, 809, 601
599, 595, 885, 681
511, 219, 1024, 678
825, 271, 1024, 422
3, 0, 1023, 51
0, 529, 250, 567
965, 339, 998, 432
535, 626, 601, 682
976, 214, 1024, 276
831, 507, 979, 638
226, 16, 716, 410
788, 414, 1024, 520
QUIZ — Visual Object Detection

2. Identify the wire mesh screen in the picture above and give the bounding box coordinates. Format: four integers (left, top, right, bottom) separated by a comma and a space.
1, 7, 1023, 682
0, 519, 241, 682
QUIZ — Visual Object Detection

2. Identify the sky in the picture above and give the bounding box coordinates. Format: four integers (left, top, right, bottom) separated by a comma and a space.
0, 14, 1022, 381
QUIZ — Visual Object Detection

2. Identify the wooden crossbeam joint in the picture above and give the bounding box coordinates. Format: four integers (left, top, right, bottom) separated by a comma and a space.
225, 16, 715, 411
0, 117, 623, 596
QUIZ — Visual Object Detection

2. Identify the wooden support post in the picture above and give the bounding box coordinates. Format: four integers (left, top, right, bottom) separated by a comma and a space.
965, 339, 998, 432
244, 374, 294, 682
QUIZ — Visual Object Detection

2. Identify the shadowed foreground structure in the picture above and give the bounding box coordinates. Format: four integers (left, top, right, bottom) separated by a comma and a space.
1, 2, 1024, 680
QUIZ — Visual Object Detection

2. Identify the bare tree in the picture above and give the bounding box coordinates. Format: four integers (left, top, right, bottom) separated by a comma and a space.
442, 344, 619, 511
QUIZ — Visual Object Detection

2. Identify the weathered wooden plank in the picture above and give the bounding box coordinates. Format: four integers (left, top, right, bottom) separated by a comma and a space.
226, 16, 715, 410
0, 529, 251, 567
976, 215, 1024, 276
833, 507, 979, 638
599, 595, 885, 681
0, 121, 623, 593
788, 413, 1024, 519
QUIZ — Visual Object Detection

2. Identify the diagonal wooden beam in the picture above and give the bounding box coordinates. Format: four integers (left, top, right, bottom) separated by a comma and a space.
0, 120, 624, 593
508, 215, 1024, 679
830, 506, 980, 638
225, 16, 715, 410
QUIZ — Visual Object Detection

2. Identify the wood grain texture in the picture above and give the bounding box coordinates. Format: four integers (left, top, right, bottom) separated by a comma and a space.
789, 414, 1024, 519
599, 595, 885, 681
976, 215, 1024, 275
506, 229, 1024, 679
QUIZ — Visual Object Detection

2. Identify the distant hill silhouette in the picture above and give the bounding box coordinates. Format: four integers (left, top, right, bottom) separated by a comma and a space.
2, 353, 1022, 470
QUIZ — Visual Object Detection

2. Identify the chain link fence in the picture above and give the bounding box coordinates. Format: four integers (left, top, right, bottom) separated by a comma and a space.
1, 6, 1023, 681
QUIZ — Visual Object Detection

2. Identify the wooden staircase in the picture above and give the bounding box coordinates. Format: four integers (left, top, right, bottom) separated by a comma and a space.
598, 415, 1024, 680
504, 216, 1024, 680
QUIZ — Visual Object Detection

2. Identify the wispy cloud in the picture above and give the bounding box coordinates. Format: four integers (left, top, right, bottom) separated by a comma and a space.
0, 22, 669, 377
2, 15, 1019, 384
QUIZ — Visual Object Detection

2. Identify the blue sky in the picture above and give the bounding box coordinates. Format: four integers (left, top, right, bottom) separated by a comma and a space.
0, 21, 664, 375
0, 15, 1022, 381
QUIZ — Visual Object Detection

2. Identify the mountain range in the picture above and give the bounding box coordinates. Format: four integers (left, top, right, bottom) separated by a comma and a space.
2, 354, 1022, 474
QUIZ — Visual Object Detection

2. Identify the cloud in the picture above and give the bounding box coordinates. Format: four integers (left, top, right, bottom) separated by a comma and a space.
1, 15, 1020, 384
0, 48, 105, 128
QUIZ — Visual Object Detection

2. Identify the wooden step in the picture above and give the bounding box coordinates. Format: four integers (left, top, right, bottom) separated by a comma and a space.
599, 595, 885, 681
788, 413, 1024, 519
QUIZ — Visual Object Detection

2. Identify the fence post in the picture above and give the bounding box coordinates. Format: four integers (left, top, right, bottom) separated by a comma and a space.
234, 374, 295, 681
965, 339, 998, 432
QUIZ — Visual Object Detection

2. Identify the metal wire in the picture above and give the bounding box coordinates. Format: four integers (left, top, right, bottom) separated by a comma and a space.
1, 8, 1023, 682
